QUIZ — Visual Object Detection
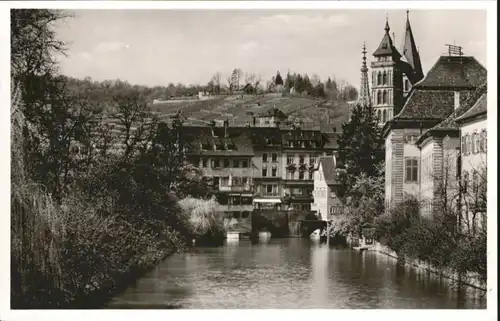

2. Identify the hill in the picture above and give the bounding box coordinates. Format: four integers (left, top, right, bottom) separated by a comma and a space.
148, 94, 351, 131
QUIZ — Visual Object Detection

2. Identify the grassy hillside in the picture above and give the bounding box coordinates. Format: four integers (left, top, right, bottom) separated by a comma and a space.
148, 94, 351, 129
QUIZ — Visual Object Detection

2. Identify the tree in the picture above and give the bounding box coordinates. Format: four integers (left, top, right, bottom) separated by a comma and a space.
211, 72, 222, 94
275, 71, 284, 86
337, 103, 384, 199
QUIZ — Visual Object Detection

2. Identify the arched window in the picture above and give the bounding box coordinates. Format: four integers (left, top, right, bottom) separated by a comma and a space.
377, 109, 382, 122
404, 79, 410, 92
382, 109, 387, 123
388, 70, 392, 85
383, 90, 388, 104
377, 72, 382, 85
383, 71, 388, 85
377, 91, 382, 105
372, 71, 375, 86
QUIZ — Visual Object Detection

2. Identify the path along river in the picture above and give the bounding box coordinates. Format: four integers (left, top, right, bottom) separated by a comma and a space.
107, 238, 486, 309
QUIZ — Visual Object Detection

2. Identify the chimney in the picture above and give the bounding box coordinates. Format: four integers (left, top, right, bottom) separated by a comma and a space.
454, 91, 460, 110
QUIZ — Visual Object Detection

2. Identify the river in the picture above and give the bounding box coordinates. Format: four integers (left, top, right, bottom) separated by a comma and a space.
107, 238, 486, 309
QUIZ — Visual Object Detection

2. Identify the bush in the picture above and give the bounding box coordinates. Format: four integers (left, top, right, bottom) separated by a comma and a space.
178, 196, 225, 242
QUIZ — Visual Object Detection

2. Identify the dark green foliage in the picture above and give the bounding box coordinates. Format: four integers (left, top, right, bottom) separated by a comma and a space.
337, 103, 384, 199
375, 199, 487, 283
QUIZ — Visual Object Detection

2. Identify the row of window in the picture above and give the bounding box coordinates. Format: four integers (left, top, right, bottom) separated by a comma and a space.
287, 155, 317, 165
461, 170, 486, 195
314, 188, 336, 198
258, 184, 279, 196
286, 171, 313, 180
373, 89, 393, 106
329, 205, 344, 215
372, 70, 393, 86
461, 130, 487, 155
200, 158, 251, 169
226, 211, 251, 219
214, 176, 252, 187
376, 108, 393, 124
262, 166, 278, 177
262, 153, 278, 163
285, 140, 322, 149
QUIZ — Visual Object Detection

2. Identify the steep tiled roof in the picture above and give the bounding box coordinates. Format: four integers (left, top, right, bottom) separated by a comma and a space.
433, 83, 487, 130
318, 156, 340, 186
415, 83, 487, 145
395, 89, 456, 119
416, 56, 487, 89
373, 21, 401, 58
394, 55, 486, 120
456, 90, 487, 123
401, 17, 424, 82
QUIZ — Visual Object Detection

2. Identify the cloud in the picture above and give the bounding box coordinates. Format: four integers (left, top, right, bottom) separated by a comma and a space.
239, 41, 259, 54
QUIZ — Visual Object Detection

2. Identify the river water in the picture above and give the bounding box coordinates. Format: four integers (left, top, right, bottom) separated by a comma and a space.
107, 238, 486, 309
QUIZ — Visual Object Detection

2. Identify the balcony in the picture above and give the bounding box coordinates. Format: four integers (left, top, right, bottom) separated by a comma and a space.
284, 193, 313, 202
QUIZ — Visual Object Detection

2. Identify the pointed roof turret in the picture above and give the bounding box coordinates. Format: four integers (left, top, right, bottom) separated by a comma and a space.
402, 10, 424, 82
373, 16, 401, 58
357, 42, 371, 107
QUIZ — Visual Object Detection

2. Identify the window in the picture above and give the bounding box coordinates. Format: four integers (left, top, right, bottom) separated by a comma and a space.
377, 91, 382, 105
223, 159, 230, 168
471, 133, 476, 154
202, 158, 208, 168
382, 109, 387, 123
382, 90, 388, 104
405, 157, 419, 182
233, 159, 240, 168
272, 153, 278, 162
272, 167, 277, 177
242, 159, 249, 168
330, 206, 335, 214
242, 177, 249, 186
212, 158, 220, 168
221, 176, 229, 186
232, 177, 241, 186
383, 71, 388, 85
299, 155, 305, 164
461, 135, 467, 154
404, 79, 409, 92
405, 134, 419, 144
377, 72, 382, 85
309, 156, 317, 165
466, 134, 472, 155
287, 155, 294, 165
262, 166, 268, 177
299, 171, 305, 180
262, 153, 268, 162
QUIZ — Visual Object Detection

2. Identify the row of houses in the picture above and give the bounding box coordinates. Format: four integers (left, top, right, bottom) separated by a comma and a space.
180, 110, 339, 219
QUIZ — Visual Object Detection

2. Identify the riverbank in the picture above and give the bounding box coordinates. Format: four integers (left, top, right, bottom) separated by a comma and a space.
370, 242, 487, 292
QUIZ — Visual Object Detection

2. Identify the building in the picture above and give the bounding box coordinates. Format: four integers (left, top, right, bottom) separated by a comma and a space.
181, 112, 339, 222
311, 156, 344, 222
370, 12, 424, 126
455, 85, 487, 232
415, 83, 487, 217
383, 48, 487, 212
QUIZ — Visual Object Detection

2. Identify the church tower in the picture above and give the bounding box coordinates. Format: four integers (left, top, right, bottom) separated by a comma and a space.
370, 17, 405, 126
357, 42, 372, 108
401, 10, 424, 98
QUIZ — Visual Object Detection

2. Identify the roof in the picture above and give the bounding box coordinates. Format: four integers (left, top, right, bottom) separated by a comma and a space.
415, 56, 487, 89
401, 17, 424, 83
182, 125, 254, 156
372, 21, 401, 58
415, 83, 487, 145
455, 90, 487, 123
318, 156, 340, 186
394, 55, 486, 121
395, 89, 457, 120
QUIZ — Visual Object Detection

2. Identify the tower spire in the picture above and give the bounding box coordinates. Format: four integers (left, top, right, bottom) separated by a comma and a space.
385, 14, 390, 33
357, 42, 371, 109
402, 9, 424, 82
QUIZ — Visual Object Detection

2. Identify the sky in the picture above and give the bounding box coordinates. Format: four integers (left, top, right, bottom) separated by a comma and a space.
55, 9, 487, 88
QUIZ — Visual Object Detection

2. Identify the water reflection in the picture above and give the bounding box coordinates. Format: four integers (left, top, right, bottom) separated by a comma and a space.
107, 238, 486, 309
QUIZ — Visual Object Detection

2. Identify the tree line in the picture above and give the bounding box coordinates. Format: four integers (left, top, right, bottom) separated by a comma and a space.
11, 9, 221, 308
